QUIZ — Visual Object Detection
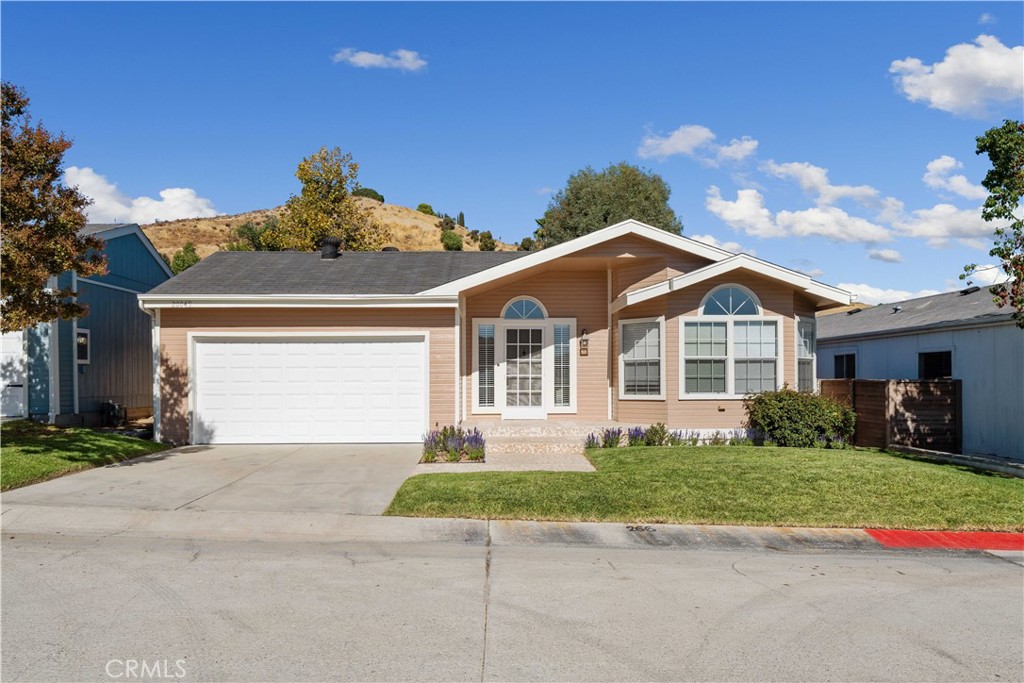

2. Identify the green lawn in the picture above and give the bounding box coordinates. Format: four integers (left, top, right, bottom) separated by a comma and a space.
1, 419, 169, 491
386, 446, 1024, 531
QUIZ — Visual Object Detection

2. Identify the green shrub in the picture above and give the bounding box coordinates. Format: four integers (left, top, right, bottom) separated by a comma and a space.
353, 187, 384, 202
744, 388, 855, 448
437, 216, 457, 232
441, 230, 463, 251
417, 203, 434, 216
643, 422, 669, 446
478, 231, 497, 251
170, 242, 200, 274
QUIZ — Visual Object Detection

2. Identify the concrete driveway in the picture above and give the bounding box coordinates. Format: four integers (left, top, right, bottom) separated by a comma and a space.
1, 443, 422, 515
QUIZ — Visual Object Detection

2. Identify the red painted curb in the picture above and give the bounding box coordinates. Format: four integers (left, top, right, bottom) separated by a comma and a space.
865, 529, 1024, 551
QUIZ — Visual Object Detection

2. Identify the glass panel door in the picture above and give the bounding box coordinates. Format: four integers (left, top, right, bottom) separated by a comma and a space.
502, 327, 546, 419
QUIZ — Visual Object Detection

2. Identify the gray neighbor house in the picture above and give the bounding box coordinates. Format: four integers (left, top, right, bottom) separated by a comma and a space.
0, 224, 172, 425
817, 284, 1023, 462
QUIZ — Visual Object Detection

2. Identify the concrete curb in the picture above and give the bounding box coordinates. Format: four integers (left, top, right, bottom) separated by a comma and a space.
5, 504, 1004, 557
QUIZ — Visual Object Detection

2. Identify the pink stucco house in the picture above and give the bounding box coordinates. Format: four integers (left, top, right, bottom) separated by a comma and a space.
138, 220, 851, 445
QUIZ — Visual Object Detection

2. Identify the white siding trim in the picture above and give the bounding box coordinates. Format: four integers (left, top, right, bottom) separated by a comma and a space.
79, 277, 145, 295
152, 310, 161, 442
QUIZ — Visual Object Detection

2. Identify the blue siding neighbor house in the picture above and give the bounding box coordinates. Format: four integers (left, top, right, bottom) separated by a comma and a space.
0, 224, 172, 425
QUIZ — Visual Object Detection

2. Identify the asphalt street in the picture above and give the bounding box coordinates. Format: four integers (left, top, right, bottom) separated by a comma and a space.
3, 529, 1021, 682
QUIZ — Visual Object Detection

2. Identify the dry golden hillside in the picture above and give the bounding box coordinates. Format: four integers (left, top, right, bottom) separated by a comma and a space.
141, 197, 517, 260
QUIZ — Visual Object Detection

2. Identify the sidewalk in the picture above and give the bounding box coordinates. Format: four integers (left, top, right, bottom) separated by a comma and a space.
3, 502, 1021, 559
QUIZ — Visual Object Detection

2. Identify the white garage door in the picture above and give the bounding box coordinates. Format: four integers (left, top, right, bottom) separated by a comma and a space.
1, 330, 27, 418
193, 337, 427, 444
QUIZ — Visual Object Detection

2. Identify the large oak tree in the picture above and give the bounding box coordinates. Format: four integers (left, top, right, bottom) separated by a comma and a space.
1, 82, 105, 333
533, 162, 683, 248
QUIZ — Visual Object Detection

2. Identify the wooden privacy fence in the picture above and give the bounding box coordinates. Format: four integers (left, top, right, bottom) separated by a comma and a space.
820, 379, 962, 453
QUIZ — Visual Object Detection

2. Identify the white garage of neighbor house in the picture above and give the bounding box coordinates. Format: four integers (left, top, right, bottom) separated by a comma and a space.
817, 285, 1024, 462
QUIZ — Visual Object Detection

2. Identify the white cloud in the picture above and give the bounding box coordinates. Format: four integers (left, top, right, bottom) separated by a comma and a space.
868, 248, 903, 263
804, 268, 825, 278
838, 283, 942, 306
978, 13, 996, 25
966, 263, 1010, 286
760, 160, 879, 206
66, 167, 219, 224
889, 35, 1024, 117
637, 125, 758, 166
922, 155, 988, 200
706, 186, 891, 243
888, 201, 996, 246
535, 187, 555, 196
715, 137, 759, 164
705, 186, 781, 238
687, 233, 756, 256
638, 125, 716, 160
775, 206, 891, 243
332, 48, 427, 72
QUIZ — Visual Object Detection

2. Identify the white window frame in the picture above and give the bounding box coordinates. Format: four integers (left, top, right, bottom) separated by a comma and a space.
75, 328, 91, 365
795, 316, 816, 393
618, 316, 666, 401
472, 317, 577, 414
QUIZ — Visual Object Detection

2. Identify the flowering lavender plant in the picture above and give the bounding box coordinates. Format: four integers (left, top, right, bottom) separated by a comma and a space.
626, 426, 646, 446
422, 426, 486, 462
584, 432, 600, 449
601, 427, 623, 448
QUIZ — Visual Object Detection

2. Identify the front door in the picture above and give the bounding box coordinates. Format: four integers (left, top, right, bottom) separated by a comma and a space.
502, 327, 546, 419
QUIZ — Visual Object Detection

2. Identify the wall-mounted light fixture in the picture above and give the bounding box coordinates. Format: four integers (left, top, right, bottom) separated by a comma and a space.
579, 328, 589, 356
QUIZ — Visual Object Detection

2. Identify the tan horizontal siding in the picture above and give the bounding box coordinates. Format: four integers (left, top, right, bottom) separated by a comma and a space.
464, 269, 609, 420
158, 308, 455, 445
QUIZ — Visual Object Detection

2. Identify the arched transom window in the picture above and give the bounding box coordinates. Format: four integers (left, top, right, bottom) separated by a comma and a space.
683, 284, 783, 397
503, 298, 545, 320
701, 286, 760, 316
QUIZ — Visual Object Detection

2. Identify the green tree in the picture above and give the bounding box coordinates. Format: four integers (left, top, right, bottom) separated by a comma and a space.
964, 120, 1024, 327
457, 211, 465, 227
518, 236, 537, 251
437, 215, 456, 232
478, 230, 497, 251
441, 230, 463, 251
534, 161, 683, 248
223, 216, 281, 251
352, 187, 384, 202
274, 147, 390, 252
170, 242, 200, 274
417, 203, 434, 216
1, 82, 106, 332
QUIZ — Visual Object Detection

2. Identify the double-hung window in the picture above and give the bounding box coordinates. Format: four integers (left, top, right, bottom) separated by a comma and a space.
796, 319, 816, 393
619, 317, 664, 399
681, 285, 781, 398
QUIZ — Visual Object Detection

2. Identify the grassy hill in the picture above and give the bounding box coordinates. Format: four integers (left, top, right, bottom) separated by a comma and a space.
140, 197, 517, 260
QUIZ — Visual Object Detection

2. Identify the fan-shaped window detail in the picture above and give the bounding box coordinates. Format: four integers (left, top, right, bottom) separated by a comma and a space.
701, 286, 760, 316
503, 298, 545, 320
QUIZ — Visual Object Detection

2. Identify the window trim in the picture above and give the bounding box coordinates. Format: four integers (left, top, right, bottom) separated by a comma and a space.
500, 296, 548, 320
679, 315, 784, 400
75, 328, 91, 365
700, 283, 763, 316
618, 316, 666, 401
795, 316, 816, 393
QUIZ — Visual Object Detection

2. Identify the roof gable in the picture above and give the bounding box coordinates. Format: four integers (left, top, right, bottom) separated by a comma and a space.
419, 220, 734, 295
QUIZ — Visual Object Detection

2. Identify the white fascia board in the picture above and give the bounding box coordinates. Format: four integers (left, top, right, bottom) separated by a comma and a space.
618, 255, 852, 309
419, 220, 733, 296
92, 224, 175, 278
137, 294, 459, 310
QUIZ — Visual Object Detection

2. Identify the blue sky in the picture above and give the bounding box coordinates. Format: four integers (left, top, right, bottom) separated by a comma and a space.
3, 2, 1022, 303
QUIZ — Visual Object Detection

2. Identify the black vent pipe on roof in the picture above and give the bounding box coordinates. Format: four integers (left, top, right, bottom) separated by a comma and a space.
960, 286, 980, 295
321, 236, 341, 259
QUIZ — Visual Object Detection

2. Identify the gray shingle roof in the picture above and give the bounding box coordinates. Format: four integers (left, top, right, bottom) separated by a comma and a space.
818, 285, 1014, 341
81, 223, 135, 236
145, 250, 529, 296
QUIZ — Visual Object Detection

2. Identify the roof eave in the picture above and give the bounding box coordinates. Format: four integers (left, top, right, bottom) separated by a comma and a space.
137, 293, 459, 310
818, 314, 1017, 343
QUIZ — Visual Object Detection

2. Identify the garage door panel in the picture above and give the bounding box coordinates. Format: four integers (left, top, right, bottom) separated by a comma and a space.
194, 338, 426, 444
